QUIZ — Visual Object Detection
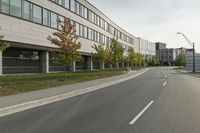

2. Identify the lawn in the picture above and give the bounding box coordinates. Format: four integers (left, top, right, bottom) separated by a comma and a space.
0, 69, 127, 96
175, 66, 186, 70
193, 72, 200, 76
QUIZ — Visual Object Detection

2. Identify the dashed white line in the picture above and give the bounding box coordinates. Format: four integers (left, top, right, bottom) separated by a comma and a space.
164, 75, 167, 78
163, 81, 167, 86
129, 100, 154, 125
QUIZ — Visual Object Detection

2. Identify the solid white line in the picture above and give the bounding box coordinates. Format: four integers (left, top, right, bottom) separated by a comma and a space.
163, 81, 167, 86
129, 100, 154, 125
0, 69, 150, 118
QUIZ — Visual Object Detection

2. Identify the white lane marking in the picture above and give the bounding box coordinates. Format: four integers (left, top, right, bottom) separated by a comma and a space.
164, 75, 167, 78
129, 100, 154, 125
0, 69, 150, 118
163, 81, 167, 87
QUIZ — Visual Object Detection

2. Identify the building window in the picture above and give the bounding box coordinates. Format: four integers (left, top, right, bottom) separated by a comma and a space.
33, 4, 42, 24
2, 48, 40, 74
70, 0, 75, 12
97, 32, 100, 43
10, 0, 21, 17
109, 25, 114, 35
1, 0, 10, 14
43, 9, 50, 26
75, 2, 80, 15
58, 0, 65, 6
75, 22, 79, 36
99, 34, 103, 43
91, 12, 94, 23
96, 16, 100, 26
105, 21, 108, 31
84, 7, 87, 19
84, 26, 88, 38
22, 0, 30, 20
79, 24, 84, 37
50, 12, 58, 29
88, 28, 91, 40
88, 10, 92, 22
100, 19, 105, 29
94, 14, 96, 24
79, 4, 82, 17
64, 0, 69, 9
93, 31, 96, 42
58, 15, 64, 30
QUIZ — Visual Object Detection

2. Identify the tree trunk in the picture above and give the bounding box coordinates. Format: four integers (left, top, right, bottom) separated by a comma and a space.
64, 67, 66, 80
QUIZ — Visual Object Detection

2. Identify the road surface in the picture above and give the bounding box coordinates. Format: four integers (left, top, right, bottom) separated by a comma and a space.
0, 67, 200, 133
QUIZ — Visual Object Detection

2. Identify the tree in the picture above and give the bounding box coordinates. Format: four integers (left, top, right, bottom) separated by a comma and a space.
110, 37, 124, 68
136, 53, 144, 67
176, 53, 186, 68
127, 47, 136, 67
48, 18, 81, 79
0, 35, 10, 52
92, 43, 107, 69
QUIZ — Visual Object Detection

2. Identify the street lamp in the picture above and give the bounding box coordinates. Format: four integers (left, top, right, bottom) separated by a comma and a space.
177, 32, 195, 72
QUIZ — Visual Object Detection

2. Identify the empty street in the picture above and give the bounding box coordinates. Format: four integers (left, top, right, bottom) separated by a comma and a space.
0, 67, 200, 133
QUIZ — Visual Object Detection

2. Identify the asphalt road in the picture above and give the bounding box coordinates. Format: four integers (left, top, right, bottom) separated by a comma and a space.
1, 67, 200, 133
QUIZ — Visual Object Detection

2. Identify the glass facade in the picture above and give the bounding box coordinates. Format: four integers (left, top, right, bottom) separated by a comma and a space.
2, 48, 40, 74
23, 1, 30, 20
10, 0, 21, 17
70, 0, 75, 12
2, 0, 9, 14
50, 12, 57, 28
58, 15, 64, 29
43, 9, 50, 26
65, 0, 69, 9
33, 4, 42, 24
0, 0, 135, 48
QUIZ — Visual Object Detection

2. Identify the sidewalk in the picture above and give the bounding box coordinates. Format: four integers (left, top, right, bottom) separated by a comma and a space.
0, 68, 149, 109
178, 69, 200, 78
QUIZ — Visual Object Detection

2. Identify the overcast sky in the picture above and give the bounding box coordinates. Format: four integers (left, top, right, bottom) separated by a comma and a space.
88, 0, 200, 52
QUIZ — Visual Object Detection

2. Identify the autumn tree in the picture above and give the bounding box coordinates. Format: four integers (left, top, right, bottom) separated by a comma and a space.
127, 47, 136, 68
137, 53, 144, 67
0, 35, 10, 52
48, 18, 81, 79
110, 37, 124, 68
92, 43, 107, 69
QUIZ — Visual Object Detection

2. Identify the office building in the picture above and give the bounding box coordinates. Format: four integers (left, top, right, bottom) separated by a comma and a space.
138, 38, 156, 56
0, 0, 155, 75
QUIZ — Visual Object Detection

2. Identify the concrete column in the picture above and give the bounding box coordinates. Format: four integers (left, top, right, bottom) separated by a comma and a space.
100, 62, 105, 70
131, 62, 134, 68
115, 62, 119, 68
0, 51, 2, 75
87, 57, 93, 70
121, 62, 125, 68
127, 62, 130, 67
108, 63, 113, 69
41, 51, 49, 73
70, 61, 76, 72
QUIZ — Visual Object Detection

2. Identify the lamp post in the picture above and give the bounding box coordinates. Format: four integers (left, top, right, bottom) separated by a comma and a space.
177, 32, 195, 72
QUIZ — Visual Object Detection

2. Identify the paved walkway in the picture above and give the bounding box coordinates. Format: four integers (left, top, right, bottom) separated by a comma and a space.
0, 68, 149, 108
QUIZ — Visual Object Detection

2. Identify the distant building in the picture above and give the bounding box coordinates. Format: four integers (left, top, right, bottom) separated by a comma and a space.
157, 48, 177, 66
176, 47, 193, 56
156, 42, 192, 66
155, 42, 167, 50
138, 38, 156, 56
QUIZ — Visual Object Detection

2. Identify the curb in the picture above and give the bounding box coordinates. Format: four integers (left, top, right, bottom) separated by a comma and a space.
192, 74, 200, 78
0, 68, 150, 118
